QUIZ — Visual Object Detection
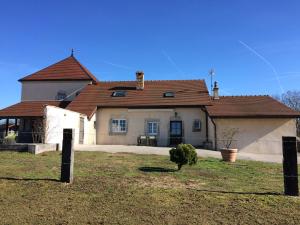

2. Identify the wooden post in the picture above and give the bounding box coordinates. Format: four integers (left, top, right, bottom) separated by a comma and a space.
282, 136, 299, 196
61, 129, 74, 183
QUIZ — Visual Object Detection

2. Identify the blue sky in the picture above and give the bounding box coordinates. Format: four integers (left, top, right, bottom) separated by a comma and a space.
1, 0, 300, 108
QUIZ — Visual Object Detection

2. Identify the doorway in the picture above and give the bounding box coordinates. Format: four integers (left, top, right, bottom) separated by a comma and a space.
169, 121, 183, 146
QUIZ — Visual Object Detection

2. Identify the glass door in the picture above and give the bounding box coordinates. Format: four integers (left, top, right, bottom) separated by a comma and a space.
169, 121, 183, 146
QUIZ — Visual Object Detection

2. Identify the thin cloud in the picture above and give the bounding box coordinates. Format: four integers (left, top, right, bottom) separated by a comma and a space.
239, 40, 284, 93
161, 50, 185, 76
102, 60, 133, 70
265, 73, 300, 81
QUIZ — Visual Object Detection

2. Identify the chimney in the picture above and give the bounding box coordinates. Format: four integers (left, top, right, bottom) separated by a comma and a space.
213, 81, 219, 100
136, 71, 144, 90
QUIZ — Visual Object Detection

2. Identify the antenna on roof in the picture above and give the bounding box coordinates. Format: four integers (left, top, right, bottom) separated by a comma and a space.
209, 68, 215, 95
71, 48, 74, 57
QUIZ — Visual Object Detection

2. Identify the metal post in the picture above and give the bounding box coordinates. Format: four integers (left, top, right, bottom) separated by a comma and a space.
282, 136, 299, 196
5, 119, 9, 136
61, 129, 74, 183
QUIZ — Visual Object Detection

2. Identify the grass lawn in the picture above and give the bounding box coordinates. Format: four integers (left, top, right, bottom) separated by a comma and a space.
0, 151, 299, 225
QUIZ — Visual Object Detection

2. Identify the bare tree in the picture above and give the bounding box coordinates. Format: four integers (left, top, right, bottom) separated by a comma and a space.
221, 128, 239, 149
275, 91, 300, 137
32, 118, 45, 143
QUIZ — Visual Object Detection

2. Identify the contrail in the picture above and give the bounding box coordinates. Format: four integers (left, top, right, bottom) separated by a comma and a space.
265, 73, 300, 81
102, 60, 133, 70
239, 40, 284, 93
162, 50, 185, 76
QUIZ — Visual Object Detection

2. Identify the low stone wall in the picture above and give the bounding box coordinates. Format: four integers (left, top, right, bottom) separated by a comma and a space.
0, 143, 58, 154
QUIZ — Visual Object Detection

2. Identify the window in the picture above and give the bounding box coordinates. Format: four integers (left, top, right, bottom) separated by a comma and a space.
112, 91, 126, 97
163, 92, 175, 97
193, 119, 201, 132
56, 91, 67, 100
111, 119, 127, 133
147, 121, 159, 135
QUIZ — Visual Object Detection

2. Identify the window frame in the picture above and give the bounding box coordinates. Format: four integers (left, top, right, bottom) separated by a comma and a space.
111, 118, 127, 134
193, 119, 201, 132
111, 91, 127, 97
163, 91, 175, 98
56, 91, 67, 100
147, 121, 159, 136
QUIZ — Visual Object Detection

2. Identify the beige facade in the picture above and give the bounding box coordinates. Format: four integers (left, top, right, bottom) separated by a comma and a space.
21, 80, 91, 101
96, 107, 207, 146
208, 118, 297, 154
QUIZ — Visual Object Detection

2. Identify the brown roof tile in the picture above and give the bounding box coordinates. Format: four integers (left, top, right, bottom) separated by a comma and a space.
0, 101, 71, 118
207, 96, 300, 118
67, 79, 211, 118
19, 56, 99, 83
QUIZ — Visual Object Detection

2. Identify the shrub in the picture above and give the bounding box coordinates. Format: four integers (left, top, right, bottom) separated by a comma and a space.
3, 133, 17, 145
169, 144, 198, 170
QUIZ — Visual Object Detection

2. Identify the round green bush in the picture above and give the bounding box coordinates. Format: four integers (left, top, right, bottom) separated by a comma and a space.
169, 144, 198, 170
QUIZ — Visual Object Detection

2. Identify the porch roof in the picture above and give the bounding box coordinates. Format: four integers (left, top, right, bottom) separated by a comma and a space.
0, 101, 71, 118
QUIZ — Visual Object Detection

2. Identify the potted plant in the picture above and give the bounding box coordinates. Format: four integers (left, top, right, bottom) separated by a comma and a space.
220, 128, 239, 162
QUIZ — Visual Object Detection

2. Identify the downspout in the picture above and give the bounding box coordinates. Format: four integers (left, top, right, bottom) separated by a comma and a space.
210, 117, 217, 151
202, 108, 216, 150
205, 111, 209, 142
200, 107, 209, 142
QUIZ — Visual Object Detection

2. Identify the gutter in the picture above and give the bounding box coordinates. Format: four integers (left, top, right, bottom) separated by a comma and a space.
210, 117, 217, 151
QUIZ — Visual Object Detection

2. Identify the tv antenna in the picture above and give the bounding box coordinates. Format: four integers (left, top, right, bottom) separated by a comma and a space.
209, 68, 215, 95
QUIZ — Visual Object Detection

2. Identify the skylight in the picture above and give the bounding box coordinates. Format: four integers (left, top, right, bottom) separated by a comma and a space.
163, 92, 175, 98
112, 91, 126, 97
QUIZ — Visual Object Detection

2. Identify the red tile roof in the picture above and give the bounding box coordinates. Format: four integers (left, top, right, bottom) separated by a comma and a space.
207, 96, 300, 118
19, 56, 99, 83
67, 80, 211, 118
0, 101, 71, 118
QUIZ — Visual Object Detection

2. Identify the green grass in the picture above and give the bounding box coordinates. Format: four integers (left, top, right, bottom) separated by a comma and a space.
0, 151, 299, 225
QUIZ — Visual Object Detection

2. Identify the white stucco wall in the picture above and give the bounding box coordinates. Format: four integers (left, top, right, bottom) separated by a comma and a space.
208, 117, 297, 154
44, 106, 96, 149
85, 114, 96, 145
96, 107, 206, 146
21, 81, 91, 101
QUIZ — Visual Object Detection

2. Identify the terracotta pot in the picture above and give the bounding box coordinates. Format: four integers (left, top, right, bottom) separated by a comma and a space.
220, 148, 238, 162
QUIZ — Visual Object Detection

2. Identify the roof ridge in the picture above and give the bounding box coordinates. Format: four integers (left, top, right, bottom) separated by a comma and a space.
19, 56, 72, 81
99, 79, 205, 83
71, 56, 99, 83
19, 55, 99, 82
219, 95, 270, 98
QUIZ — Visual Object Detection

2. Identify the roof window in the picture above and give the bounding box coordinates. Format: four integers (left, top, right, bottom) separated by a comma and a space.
163, 92, 175, 98
112, 91, 126, 97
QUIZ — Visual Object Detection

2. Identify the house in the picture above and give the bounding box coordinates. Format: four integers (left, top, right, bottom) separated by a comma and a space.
0, 54, 299, 154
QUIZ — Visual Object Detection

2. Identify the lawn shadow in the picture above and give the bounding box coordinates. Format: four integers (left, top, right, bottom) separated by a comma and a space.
190, 188, 282, 196
139, 167, 177, 173
0, 177, 60, 182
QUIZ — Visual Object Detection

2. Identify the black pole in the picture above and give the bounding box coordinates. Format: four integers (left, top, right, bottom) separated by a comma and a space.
5, 119, 9, 136
282, 136, 299, 196
61, 129, 74, 183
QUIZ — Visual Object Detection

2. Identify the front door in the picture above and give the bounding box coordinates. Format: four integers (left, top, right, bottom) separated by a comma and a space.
79, 117, 84, 144
170, 121, 183, 146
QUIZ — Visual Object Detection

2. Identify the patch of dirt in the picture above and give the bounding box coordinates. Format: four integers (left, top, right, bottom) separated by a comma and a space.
130, 176, 206, 190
